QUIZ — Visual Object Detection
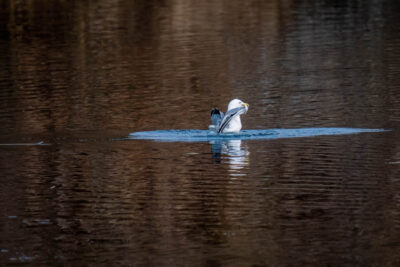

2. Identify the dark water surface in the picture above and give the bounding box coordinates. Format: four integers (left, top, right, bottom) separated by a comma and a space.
1, 0, 400, 266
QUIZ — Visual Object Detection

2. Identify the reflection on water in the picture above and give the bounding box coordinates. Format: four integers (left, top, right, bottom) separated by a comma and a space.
1, 0, 400, 266
211, 140, 249, 177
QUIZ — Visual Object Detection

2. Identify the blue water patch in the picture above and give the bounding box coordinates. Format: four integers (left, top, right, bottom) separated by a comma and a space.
128, 128, 387, 142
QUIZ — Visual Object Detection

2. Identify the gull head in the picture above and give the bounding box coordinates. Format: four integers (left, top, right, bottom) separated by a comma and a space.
227, 98, 249, 113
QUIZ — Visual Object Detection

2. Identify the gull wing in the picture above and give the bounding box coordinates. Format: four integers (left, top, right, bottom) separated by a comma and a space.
211, 108, 224, 127
217, 107, 246, 133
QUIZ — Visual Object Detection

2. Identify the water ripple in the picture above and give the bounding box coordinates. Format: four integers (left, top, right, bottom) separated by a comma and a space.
128, 128, 387, 142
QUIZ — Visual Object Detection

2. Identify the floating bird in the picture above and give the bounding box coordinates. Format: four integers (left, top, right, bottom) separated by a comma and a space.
209, 99, 249, 133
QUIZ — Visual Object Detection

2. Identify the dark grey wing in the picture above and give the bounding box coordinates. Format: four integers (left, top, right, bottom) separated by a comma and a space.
217, 107, 246, 133
211, 108, 224, 127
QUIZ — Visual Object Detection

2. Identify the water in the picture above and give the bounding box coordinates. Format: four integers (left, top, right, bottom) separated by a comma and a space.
128, 128, 387, 142
1, 0, 400, 265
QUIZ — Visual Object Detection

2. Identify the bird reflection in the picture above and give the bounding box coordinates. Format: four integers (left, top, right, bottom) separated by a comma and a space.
211, 140, 250, 177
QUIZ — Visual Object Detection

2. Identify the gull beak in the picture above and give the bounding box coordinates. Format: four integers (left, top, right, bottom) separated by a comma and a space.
242, 102, 249, 112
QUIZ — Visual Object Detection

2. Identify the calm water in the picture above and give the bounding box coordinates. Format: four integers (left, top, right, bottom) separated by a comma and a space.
1, 0, 400, 265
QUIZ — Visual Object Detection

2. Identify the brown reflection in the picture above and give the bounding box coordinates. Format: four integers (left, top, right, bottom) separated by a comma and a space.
1, 0, 291, 134
1, 0, 400, 266
1, 132, 399, 265
1, 0, 398, 136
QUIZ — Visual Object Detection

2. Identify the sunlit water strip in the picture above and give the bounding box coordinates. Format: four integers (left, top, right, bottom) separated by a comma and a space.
128, 128, 387, 142
0, 141, 49, 146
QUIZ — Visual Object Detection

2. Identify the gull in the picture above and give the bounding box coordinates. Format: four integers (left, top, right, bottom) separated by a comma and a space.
209, 99, 249, 133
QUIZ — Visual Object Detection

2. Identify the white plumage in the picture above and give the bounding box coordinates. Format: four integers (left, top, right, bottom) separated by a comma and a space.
209, 99, 249, 134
